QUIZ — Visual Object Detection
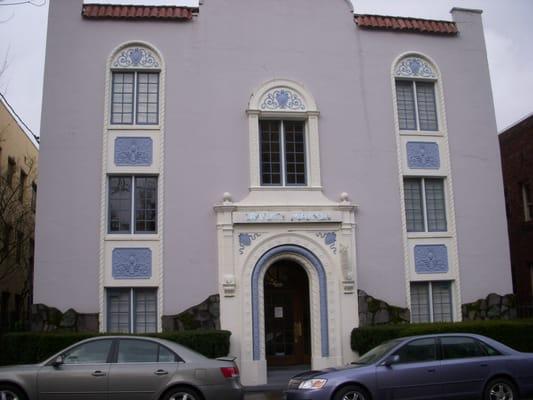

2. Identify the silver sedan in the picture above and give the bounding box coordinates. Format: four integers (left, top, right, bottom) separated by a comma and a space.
0, 335, 243, 400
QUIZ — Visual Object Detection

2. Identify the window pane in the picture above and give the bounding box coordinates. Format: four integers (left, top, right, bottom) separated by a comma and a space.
396, 80, 417, 130
425, 179, 447, 232
260, 120, 281, 185
134, 177, 157, 233
432, 281, 452, 322
108, 289, 131, 333
416, 82, 438, 131
441, 337, 485, 360
284, 121, 306, 185
134, 289, 157, 333
64, 340, 113, 364
109, 177, 132, 233
136, 72, 159, 125
111, 72, 135, 124
159, 346, 177, 362
118, 340, 158, 363
410, 282, 430, 323
395, 338, 437, 363
404, 179, 424, 232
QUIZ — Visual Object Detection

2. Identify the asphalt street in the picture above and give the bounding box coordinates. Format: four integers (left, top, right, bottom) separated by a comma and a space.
245, 391, 283, 400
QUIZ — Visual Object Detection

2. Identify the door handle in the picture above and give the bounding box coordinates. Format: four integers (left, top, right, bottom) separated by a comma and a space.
480, 363, 489, 367
154, 369, 168, 376
92, 370, 106, 377
427, 368, 436, 373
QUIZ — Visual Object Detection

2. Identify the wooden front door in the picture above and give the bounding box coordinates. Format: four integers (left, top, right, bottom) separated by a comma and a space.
264, 260, 311, 366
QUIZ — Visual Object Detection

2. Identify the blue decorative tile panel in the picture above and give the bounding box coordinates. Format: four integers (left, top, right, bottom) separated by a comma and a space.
407, 142, 440, 169
112, 47, 160, 69
316, 232, 337, 254
114, 137, 153, 166
112, 248, 152, 279
414, 245, 448, 274
252, 245, 329, 360
260, 88, 306, 111
395, 57, 436, 79
239, 233, 261, 255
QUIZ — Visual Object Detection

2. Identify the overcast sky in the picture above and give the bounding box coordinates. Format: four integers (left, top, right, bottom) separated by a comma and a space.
0, 0, 532, 137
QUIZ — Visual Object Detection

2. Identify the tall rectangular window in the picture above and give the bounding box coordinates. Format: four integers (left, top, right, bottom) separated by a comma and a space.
107, 288, 157, 333
108, 176, 157, 234
18, 170, 27, 203
410, 281, 452, 323
31, 182, 37, 212
396, 80, 438, 131
260, 120, 306, 186
522, 183, 533, 222
404, 178, 447, 232
111, 72, 159, 125
7, 157, 15, 186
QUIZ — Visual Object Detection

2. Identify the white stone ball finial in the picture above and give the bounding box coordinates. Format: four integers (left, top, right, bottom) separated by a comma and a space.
223, 192, 233, 205
340, 192, 349, 203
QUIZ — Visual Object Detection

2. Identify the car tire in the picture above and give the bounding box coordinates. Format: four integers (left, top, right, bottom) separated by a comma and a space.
484, 377, 518, 400
162, 386, 202, 400
0, 385, 27, 400
333, 385, 371, 400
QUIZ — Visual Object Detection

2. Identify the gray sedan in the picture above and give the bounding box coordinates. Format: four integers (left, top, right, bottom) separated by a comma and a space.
0, 336, 243, 400
285, 333, 533, 400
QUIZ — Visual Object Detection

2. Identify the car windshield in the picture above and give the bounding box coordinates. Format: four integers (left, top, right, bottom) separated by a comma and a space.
355, 339, 402, 365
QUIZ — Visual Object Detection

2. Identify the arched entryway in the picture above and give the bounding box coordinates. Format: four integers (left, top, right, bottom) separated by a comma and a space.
264, 260, 311, 366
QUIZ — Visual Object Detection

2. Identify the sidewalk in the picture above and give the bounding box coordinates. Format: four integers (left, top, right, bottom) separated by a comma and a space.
243, 365, 309, 400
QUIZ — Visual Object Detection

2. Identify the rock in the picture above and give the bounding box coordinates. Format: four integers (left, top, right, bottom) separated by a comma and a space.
487, 293, 501, 308
373, 309, 390, 325
60, 308, 78, 329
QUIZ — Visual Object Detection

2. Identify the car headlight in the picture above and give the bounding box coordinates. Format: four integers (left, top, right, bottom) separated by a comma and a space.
298, 379, 328, 389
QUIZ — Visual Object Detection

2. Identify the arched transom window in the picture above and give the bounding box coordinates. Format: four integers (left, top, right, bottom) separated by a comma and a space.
110, 45, 162, 126
247, 80, 321, 189
394, 55, 439, 132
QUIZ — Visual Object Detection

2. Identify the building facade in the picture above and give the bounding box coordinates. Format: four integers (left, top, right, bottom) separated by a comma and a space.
0, 94, 39, 331
35, 0, 512, 385
499, 113, 533, 315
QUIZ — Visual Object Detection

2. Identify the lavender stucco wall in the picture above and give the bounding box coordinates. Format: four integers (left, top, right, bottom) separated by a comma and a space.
34, 0, 511, 314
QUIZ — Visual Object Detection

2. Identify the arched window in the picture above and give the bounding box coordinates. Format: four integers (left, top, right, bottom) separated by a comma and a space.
394, 55, 440, 132
109, 44, 162, 126
247, 79, 321, 188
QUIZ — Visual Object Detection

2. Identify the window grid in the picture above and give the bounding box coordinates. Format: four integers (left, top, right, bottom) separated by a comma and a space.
107, 288, 131, 333
260, 120, 306, 186
111, 72, 135, 124
410, 281, 453, 323
134, 177, 157, 233
404, 178, 447, 233
396, 80, 438, 132
108, 176, 157, 234
136, 73, 160, 125
260, 121, 281, 185
134, 289, 157, 333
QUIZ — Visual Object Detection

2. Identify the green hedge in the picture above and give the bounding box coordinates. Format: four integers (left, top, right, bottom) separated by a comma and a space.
351, 319, 533, 355
0, 330, 231, 366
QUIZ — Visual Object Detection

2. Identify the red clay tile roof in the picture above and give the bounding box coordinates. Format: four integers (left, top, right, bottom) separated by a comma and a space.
355, 14, 458, 35
82, 4, 198, 21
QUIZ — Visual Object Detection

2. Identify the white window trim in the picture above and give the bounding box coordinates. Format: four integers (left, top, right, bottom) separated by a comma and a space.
247, 79, 321, 190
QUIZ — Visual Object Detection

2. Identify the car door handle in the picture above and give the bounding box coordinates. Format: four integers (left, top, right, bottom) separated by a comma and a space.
480, 363, 489, 367
154, 369, 168, 376
92, 370, 106, 377
427, 368, 436, 373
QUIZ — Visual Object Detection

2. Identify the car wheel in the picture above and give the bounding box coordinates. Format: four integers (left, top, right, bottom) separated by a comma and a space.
484, 378, 518, 400
333, 385, 371, 400
162, 387, 202, 400
0, 385, 27, 400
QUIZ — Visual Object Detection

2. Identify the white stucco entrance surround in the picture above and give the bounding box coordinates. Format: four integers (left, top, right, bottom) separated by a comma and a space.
215, 190, 358, 386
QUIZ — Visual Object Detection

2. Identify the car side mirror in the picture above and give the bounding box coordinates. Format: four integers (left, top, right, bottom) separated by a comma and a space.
383, 354, 400, 367
52, 355, 64, 368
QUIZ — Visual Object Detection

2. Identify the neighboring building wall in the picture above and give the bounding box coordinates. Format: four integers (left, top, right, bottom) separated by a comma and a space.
35, 0, 511, 345
499, 113, 533, 313
0, 95, 39, 331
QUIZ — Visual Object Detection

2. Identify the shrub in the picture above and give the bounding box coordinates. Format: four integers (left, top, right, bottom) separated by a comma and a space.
351, 319, 533, 355
0, 330, 231, 366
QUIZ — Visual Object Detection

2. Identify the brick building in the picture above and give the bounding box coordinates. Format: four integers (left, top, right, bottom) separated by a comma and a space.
499, 113, 533, 315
